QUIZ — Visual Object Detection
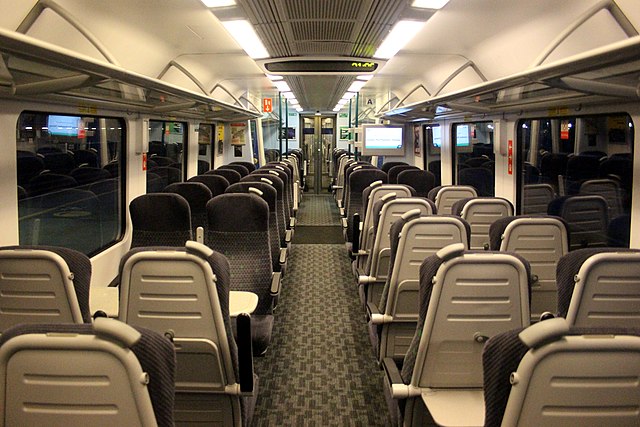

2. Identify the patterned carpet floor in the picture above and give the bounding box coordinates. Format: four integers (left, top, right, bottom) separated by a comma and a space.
252, 193, 390, 426
297, 194, 342, 226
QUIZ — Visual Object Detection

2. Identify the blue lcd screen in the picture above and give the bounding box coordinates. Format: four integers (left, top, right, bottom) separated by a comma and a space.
47, 115, 80, 137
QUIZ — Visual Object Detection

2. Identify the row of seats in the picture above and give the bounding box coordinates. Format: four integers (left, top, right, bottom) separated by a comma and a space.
332, 154, 639, 426
1, 152, 306, 425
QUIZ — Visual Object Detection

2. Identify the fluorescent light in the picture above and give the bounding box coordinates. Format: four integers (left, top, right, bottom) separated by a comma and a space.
295, 107, 303, 112
274, 81, 291, 92
412, 0, 449, 9
357, 75, 373, 81
221, 20, 269, 59
315, 112, 321, 116
348, 80, 367, 92
201, 0, 236, 7
289, 99, 300, 105
282, 91, 296, 99
342, 91, 357, 100
373, 20, 425, 59
267, 74, 283, 81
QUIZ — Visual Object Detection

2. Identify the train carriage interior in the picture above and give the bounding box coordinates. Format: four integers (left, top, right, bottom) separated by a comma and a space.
0, 0, 639, 426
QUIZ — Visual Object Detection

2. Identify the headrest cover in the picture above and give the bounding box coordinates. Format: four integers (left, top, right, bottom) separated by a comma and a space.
518, 317, 570, 349
436, 242, 465, 260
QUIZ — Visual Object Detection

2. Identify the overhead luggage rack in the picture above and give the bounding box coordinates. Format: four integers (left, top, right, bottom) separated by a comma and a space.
0, 28, 260, 121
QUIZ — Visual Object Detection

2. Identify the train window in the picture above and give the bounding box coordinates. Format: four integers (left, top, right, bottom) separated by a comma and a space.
16, 112, 125, 256
424, 124, 442, 186
452, 121, 494, 196
148, 120, 187, 191
517, 114, 634, 248
197, 123, 214, 174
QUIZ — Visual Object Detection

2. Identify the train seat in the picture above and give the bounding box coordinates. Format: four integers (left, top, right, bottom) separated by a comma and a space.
355, 183, 415, 273
266, 161, 298, 212
230, 161, 256, 173
359, 197, 435, 306
225, 183, 285, 274
607, 213, 631, 247
259, 164, 294, 218
459, 167, 494, 197
188, 173, 230, 197
17, 155, 45, 186
42, 151, 76, 175
381, 161, 408, 174
0, 318, 176, 427
254, 167, 294, 225
521, 183, 555, 214
148, 166, 181, 188
556, 248, 640, 327
197, 159, 210, 175
396, 169, 436, 198
27, 172, 78, 197
490, 215, 569, 322
451, 197, 514, 250
334, 156, 355, 207
207, 168, 242, 185
368, 212, 470, 363
164, 182, 213, 238
387, 165, 419, 184
341, 163, 377, 216
383, 244, 531, 427
579, 178, 623, 220
344, 168, 388, 247
547, 194, 609, 250
148, 155, 173, 166
0, 245, 93, 332
241, 174, 290, 247
118, 242, 256, 426
206, 193, 278, 355
146, 172, 164, 193
427, 185, 478, 215
129, 193, 193, 248
69, 166, 112, 186
219, 163, 250, 178
483, 319, 640, 427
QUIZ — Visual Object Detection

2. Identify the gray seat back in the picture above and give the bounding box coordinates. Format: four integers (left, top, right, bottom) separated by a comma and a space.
492, 216, 568, 321
0, 246, 92, 330
579, 178, 623, 220
487, 321, 640, 427
377, 214, 469, 361
548, 195, 609, 250
453, 197, 514, 249
434, 185, 477, 214
361, 185, 415, 249
366, 198, 435, 304
0, 318, 175, 427
522, 183, 555, 214
562, 249, 640, 327
119, 242, 248, 426
346, 168, 388, 243
335, 156, 354, 205
402, 244, 530, 388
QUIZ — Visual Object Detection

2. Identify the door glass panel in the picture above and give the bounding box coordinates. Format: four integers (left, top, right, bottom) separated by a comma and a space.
452, 121, 494, 196
197, 123, 214, 174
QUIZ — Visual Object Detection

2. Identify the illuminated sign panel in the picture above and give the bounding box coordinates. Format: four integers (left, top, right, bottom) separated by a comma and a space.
264, 60, 378, 73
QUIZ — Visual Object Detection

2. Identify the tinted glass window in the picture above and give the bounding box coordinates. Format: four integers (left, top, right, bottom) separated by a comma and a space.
452, 121, 494, 196
17, 112, 125, 255
518, 114, 633, 248
147, 120, 187, 192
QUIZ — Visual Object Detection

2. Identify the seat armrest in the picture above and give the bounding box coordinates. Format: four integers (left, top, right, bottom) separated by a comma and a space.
366, 301, 379, 321
279, 248, 287, 264
358, 275, 376, 285
341, 217, 348, 228
333, 185, 343, 190
339, 207, 345, 217
289, 217, 296, 228
196, 226, 204, 244
382, 357, 403, 387
367, 301, 392, 324
382, 357, 422, 400
236, 313, 254, 394
270, 271, 282, 296
285, 229, 292, 243
352, 250, 368, 257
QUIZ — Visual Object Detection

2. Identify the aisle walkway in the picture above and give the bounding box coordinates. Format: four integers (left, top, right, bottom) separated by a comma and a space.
252, 194, 390, 426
